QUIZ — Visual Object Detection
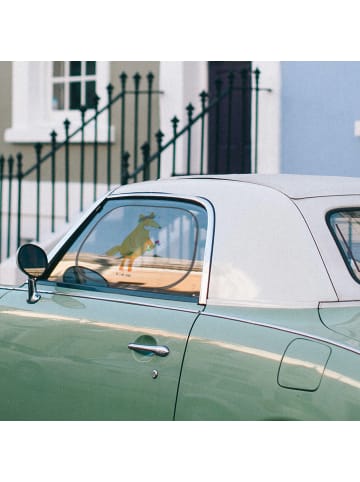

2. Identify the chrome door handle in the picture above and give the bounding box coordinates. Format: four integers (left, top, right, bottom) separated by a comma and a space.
128, 343, 170, 357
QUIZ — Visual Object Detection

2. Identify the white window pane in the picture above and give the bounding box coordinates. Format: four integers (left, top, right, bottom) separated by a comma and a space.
53, 61, 64, 77
52, 83, 64, 110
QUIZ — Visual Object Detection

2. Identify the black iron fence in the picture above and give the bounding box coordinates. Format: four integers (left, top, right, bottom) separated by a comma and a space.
121, 68, 271, 183
0, 72, 162, 262
0, 67, 270, 262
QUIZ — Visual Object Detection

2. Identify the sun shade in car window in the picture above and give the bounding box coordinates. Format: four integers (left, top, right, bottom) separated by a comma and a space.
47, 198, 208, 299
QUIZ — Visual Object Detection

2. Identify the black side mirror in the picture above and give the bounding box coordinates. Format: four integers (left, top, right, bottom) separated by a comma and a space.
17, 244, 48, 304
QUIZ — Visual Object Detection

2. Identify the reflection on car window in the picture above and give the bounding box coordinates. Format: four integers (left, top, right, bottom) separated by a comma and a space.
48, 198, 208, 298
328, 209, 360, 282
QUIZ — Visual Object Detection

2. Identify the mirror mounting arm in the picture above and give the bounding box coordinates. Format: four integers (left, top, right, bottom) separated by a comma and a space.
27, 277, 41, 304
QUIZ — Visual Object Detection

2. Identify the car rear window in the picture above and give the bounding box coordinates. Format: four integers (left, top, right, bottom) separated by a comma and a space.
327, 208, 360, 282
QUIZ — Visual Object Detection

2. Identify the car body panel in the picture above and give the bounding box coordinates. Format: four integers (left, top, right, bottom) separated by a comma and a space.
2, 174, 360, 420
175, 307, 360, 420
0, 284, 200, 420
319, 301, 360, 343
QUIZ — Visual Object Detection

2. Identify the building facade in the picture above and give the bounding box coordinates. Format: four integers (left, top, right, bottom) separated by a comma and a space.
0, 61, 359, 266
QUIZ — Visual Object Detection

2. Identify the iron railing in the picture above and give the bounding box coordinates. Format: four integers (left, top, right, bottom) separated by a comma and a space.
121, 68, 271, 184
0, 71, 162, 262
0, 67, 270, 262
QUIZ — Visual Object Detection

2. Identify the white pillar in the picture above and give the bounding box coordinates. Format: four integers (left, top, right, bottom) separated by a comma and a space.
159, 61, 207, 177
252, 61, 281, 174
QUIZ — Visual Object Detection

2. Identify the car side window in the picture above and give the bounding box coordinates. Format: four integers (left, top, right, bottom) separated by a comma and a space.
47, 197, 208, 299
327, 208, 360, 283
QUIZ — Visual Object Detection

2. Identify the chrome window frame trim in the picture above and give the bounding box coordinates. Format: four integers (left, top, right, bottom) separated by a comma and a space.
11, 285, 203, 315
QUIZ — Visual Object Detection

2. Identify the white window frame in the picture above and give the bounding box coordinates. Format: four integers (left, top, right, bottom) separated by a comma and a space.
5, 61, 112, 143
51, 61, 97, 112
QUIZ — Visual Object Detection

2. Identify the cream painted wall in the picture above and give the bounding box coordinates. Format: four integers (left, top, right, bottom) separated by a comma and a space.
0, 61, 160, 183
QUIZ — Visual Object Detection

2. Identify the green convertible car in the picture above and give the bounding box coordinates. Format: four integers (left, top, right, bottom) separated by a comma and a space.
1, 173, 360, 420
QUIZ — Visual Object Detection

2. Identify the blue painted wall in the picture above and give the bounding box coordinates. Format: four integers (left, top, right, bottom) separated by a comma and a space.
281, 62, 360, 176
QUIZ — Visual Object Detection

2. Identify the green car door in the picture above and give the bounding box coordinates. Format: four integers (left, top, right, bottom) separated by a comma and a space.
0, 287, 202, 420
0, 195, 211, 420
